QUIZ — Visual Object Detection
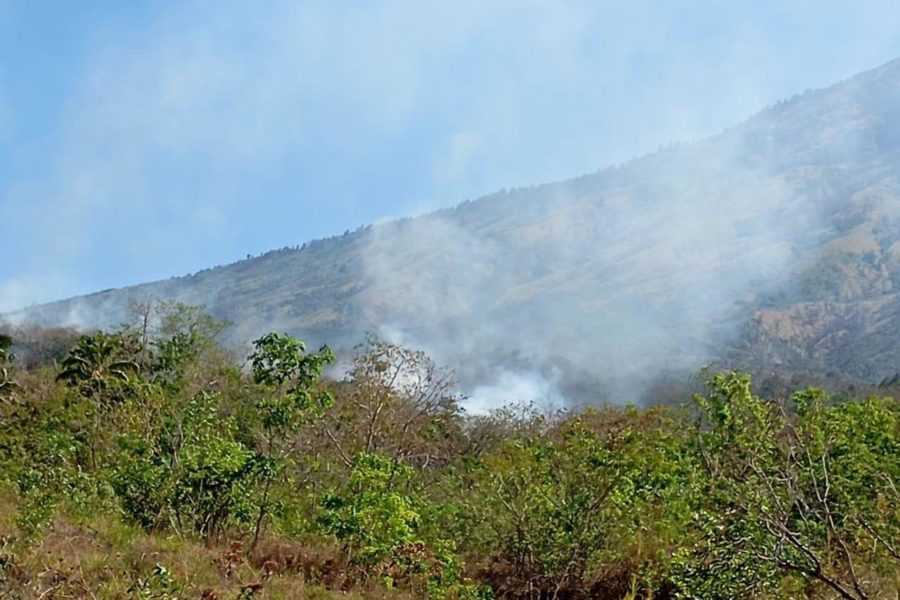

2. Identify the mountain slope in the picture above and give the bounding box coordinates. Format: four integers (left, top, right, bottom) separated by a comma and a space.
8, 58, 900, 402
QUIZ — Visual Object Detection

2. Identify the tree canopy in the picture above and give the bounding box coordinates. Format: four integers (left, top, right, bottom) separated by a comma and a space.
0, 311, 896, 599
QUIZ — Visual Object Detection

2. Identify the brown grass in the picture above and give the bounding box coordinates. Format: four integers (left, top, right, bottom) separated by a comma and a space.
0, 504, 414, 599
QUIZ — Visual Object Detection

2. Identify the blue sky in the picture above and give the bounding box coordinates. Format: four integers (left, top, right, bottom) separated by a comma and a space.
2, 1, 900, 311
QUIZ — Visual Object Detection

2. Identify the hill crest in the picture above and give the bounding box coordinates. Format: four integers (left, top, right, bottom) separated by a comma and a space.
7, 57, 900, 405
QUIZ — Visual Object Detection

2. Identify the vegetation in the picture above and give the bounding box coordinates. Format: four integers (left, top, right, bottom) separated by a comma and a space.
0, 305, 896, 599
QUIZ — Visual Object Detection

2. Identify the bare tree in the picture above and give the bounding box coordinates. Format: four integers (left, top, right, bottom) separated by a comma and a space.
127, 297, 157, 367
324, 335, 465, 468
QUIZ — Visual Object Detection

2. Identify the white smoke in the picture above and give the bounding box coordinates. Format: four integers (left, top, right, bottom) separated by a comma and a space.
467, 369, 565, 415
360, 120, 831, 407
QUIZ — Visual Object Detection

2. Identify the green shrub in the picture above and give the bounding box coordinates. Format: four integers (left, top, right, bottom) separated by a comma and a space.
112, 392, 256, 540
319, 453, 421, 566
675, 372, 900, 599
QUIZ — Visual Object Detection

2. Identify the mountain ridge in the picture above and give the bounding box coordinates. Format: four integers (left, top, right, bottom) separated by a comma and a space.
7, 57, 900, 403
12, 55, 899, 314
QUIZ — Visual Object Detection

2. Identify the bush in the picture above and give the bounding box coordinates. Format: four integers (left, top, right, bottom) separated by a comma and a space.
112, 392, 256, 541
674, 373, 900, 599
1, 319, 897, 599
319, 453, 421, 567
456, 410, 697, 598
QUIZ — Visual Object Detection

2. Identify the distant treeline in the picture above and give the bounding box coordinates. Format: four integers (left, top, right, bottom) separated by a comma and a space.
170, 223, 375, 282
0, 303, 897, 599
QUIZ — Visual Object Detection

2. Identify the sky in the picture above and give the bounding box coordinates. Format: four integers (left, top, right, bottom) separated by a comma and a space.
2, 1, 900, 312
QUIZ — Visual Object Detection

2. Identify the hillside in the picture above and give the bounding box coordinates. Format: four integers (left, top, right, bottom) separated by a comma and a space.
8, 58, 900, 402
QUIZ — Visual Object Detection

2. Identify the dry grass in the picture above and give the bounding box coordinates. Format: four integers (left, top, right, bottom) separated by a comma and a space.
0, 499, 414, 600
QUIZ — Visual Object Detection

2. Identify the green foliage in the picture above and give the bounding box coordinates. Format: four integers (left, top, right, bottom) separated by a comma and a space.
457, 410, 697, 597
320, 452, 484, 599
128, 563, 182, 599
249, 332, 335, 430
676, 372, 900, 599
112, 391, 256, 540
157, 301, 228, 343
110, 438, 169, 531
110, 332, 336, 546
15, 426, 100, 543
247, 333, 335, 547
0, 334, 17, 398
0, 324, 897, 599
0, 334, 11, 361
151, 332, 200, 390
320, 453, 421, 566
57, 332, 140, 403
148, 302, 230, 390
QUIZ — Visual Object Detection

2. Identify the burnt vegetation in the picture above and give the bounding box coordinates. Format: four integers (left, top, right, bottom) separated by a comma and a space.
0, 303, 896, 599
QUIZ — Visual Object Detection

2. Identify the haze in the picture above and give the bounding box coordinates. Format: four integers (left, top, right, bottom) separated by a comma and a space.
4, 1, 900, 312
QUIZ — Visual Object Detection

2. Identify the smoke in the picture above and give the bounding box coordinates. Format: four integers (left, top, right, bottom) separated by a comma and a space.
359, 54, 900, 408
6, 2, 900, 408
360, 119, 834, 408
468, 370, 566, 415
0, 274, 76, 321
5, 1, 900, 315
0, 280, 35, 319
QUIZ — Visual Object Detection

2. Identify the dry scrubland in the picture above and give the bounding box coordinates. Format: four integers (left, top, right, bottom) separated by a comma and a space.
0, 304, 897, 599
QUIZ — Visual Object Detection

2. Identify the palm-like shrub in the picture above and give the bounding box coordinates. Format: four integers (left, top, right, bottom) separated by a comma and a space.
57, 332, 140, 403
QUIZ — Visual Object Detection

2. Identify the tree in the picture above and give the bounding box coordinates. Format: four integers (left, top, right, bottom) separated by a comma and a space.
112, 391, 256, 542
123, 300, 230, 390
318, 452, 483, 598
680, 372, 900, 600
319, 453, 421, 567
157, 301, 228, 343
325, 336, 465, 468
56, 332, 140, 403
247, 332, 335, 549
461, 410, 695, 599
56, 332, 141, 472
126, 297, 156, 367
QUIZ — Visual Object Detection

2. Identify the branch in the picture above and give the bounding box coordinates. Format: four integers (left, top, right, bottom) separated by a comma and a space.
321, 424, 353, 468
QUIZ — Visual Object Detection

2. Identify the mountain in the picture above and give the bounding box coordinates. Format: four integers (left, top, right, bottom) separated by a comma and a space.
8, 58, 900, 404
